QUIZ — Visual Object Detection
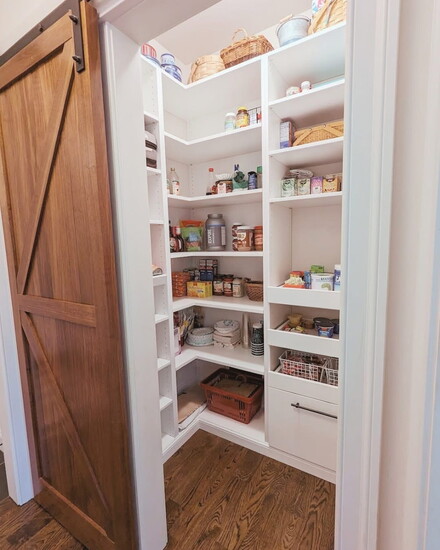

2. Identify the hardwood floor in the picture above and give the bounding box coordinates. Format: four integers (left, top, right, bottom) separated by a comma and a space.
164, 430, 335, 550
0, 431, 335, 549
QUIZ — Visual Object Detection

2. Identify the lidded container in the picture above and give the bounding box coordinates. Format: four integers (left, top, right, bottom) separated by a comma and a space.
277, 15, 311, 47
254, 226, 263, 251
225, 112, 236, 131
205, 213, 226, 251
236, 107, 249, 128
236, 226, 254, 251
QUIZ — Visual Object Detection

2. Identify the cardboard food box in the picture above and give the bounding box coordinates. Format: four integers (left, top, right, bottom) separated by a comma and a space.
186, 281, 213, 298
323, 174, 341, 193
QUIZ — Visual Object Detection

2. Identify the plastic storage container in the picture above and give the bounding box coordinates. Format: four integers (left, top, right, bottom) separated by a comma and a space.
205, 213, 226, 251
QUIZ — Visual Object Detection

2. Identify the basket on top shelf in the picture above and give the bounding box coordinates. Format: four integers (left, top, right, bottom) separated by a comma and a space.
309, 0, 347, 34
245, 280, 264, 302
293, 120, 344, 146
188, 54, 225, 83
220, 28, 273, 69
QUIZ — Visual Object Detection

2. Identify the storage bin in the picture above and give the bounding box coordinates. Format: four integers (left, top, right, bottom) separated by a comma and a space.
200, 368, 264, 424
277, 15, 311, 47
293, 120, 344, 146
220, 28, 273, 68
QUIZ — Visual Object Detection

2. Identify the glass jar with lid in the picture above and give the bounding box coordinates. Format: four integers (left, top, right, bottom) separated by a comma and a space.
224, 112, 236, 131
236, 107, 249, 128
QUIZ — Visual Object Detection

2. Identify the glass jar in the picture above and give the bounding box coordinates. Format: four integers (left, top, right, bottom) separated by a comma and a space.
236, 226, 254, 251
224, 112, 236, 131
232, 222, 242, 251
232, 277, 244, 298
213, 277, 224, 296
205, 213, 226, 251
236, 107, 249, 128
223, 275, 234, 297
254, 226, 263, 251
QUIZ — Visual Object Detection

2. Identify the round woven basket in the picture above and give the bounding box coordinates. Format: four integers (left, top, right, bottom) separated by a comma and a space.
309, 0, 347, 34
246, 281, 264, 302
188, 55, 225, 84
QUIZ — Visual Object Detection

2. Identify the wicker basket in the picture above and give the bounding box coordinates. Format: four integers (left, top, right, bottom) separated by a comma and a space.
200, 368, 264, 424
293, 120, 344, 146
220, 28, 273, 69
309, 0, 347, 34
188, 54, 225, 84
245, 280, 264, 302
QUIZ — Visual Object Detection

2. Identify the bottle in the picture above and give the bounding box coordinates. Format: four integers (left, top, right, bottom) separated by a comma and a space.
169, 168, 180, 195
175, 226, 185, 252
205, 213, 226, 251
257, 166, 263, 188
242, 313, 250, 349
334, 264, 341, 291
248, 171, 257, 190
169, 222, 177, 253
207, 168, 215, 195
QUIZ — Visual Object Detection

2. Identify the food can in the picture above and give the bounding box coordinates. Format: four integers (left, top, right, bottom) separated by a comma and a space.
311, 273, 334, 291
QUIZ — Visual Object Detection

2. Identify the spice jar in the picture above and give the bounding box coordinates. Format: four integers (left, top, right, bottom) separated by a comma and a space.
205, 213, 226, 251
236, 226, 254, 251
224, 112, 236, 131
232, 222, 242, 251
223, 275, 234, 296
254, 226, 263, 251
236, 107, 249, 128
213, 277, 224, 296
232, 277, 244, 298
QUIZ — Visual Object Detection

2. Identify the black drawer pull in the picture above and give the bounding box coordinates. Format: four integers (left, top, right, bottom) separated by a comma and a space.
291, 402, 337, 420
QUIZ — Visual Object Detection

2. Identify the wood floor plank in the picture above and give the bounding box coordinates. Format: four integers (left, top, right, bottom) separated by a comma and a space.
164, 431, 335, 550
17, 519, 84, 549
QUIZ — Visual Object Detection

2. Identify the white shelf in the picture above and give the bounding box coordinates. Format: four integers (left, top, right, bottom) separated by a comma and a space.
268, 328, 340, 358
161, 56, 261, 120
157, 358, 171, 371
269, 79, 345, 127
270, 192, 342, 209
175, 344, 264, 375
270, 137, 344, 167
155, 314, 169, 324
149, 219, 164, 225
144, 111, 159, 124
199, 407, 266, 445
267, 286, 341, 309
168, 189, 262, 208
153, 274, 167, 287
146, 166, 162, 175
159, 395, 173, 411
164, 124, 262, 164
269, 367, 338, 405
170, 251, 263, 259
173, 295, 264, 314
268, 23, 346, 92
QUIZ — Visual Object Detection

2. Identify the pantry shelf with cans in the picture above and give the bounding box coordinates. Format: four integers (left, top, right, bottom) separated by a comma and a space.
122, 18, 347, 477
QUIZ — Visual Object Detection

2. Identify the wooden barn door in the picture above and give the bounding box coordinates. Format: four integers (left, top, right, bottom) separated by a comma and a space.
0, 2, 137, 549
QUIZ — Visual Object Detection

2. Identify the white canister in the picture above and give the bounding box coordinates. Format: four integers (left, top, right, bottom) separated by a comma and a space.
311, 273, 334, 291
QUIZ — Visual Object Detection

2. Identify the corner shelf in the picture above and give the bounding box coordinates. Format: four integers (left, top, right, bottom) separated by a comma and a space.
164, 124, 262, 164
168, 189, 262, 208
170, 251, 263, 259
173, 295, 264, 314
175, 344, 264, 376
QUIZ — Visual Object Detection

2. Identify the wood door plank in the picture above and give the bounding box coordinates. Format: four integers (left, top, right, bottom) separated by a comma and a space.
20, 313, 111, 526
16, 42, 74, 294
17, 295, 96, 327
0, 15, 72, 91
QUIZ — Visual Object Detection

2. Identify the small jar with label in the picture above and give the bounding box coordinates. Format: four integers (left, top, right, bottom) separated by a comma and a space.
254, 226, 263, 251
224, 112, 236, 131
236, 226, 254, 251
213, 277, 224, 296
232, 222, 243, 251
232, 277, 244, 298
223, 275, 234, 297
236, 107, 249, 128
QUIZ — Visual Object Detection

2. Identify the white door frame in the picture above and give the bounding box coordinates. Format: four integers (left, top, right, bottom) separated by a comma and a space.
0, 213, 33, 504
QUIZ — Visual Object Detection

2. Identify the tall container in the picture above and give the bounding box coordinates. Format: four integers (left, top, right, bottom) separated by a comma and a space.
205, 213, 226, 251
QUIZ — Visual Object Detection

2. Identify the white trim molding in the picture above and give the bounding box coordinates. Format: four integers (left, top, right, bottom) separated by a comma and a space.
337, 0, 401, 548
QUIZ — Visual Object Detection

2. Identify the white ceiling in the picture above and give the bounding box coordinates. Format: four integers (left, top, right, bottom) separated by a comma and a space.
153, 0, 311, 64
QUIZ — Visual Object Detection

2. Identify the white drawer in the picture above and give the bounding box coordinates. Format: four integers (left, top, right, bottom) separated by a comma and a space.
268, 367, 338, 404
268, 387, 338, 471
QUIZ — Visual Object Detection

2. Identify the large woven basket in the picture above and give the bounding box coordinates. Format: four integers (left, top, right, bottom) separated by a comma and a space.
220, 28, 273, 69
188, 54, 225, 84
246, 281, 264, 302
293, 120, 344, 146
309, 0, 347, 34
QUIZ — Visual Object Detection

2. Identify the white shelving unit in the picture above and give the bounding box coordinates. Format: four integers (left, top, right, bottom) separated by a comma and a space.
137, 21, 346, 483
